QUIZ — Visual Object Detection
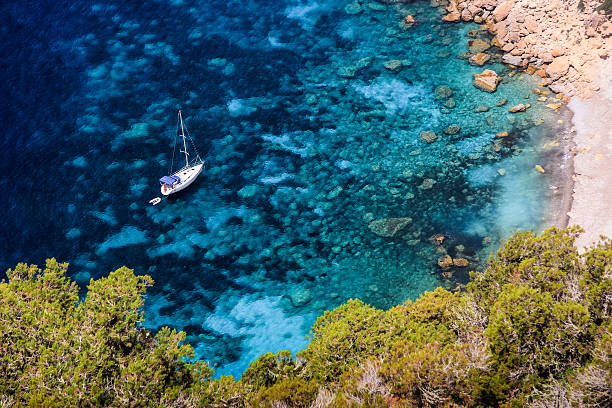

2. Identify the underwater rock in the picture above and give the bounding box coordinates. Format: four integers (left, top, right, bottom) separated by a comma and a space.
445, 98, 456, 108
338, 66, 357, 78
355, 57, 373, 69
508, 104, 526, 113
327, 186, 343, 199
445, 125, 461, 135
420, 178, 436, 189
305, 94, 317, 105
496, 98, 508, 106
535, 164, 545, 173
368, 2, 387, 11
434, 85, 453, 99
496, 131, 509, 137
431, 233, 445, 245
438, 255, 453, 268
345, 2, 362, 15
368, 217, 412, 237
467, 38, 491, 54
473, 69, 500, 93
474, 105, 490, 113
469, 52, 490, 66
497, 168, 506, 176
452, 258, 469, 267
420, 130, 438, 143
403, 15, 416, 25
383, 59, 403, 71
238, 185, 258, 199
289, 288, 313, 307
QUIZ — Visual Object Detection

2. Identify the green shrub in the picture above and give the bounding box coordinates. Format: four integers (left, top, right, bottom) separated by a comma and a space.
1, 227, 610, 407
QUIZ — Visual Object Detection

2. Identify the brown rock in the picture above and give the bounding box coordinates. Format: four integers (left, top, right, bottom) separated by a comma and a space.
404, 15, 416, 25
438, 255, 454, 268
431, 233, 445, 244
551, 48, 565, 57
420, 130, 438, 143
468, 4, 481, 15
492, 0, 514, 22
420, 178, 436, 189
445, 125, 461, 135
468, 38, 491, 53
469, 52, 491, 66
496, 131, 509, 137
453, 258, 470, 267
508, 103, 526, 113
461, 9, 473, 22
369, 217, 412, 237
546, 56, 570, 80
524, 16, 538, 33
442, 12, 461, 22
535, 68, 547, 78
473, 69, 501, 92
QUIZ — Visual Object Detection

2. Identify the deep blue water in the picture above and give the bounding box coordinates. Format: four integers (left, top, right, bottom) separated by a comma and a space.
0, 0, 571, 376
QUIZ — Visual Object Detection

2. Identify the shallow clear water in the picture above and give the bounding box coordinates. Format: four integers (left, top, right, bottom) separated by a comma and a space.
0, 0, 571, 376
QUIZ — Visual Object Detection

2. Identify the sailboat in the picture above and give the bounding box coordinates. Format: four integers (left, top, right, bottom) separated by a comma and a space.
160, 110, 204, 196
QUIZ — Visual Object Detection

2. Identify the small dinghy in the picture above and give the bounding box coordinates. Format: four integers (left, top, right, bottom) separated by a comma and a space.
149, 197, 162, 205
160, 110, 204, 196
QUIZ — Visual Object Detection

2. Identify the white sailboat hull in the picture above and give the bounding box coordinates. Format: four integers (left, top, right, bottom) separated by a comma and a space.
161, 163, 204, 196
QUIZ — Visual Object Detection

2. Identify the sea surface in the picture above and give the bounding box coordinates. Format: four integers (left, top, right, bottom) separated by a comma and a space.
0, 0, 571, 376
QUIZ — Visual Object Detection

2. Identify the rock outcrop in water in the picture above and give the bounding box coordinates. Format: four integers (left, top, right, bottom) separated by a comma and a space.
473, 69, 501, 92
368, 217, 412, 237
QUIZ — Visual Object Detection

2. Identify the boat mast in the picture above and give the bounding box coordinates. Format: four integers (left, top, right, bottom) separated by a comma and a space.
178, 110, 189, 167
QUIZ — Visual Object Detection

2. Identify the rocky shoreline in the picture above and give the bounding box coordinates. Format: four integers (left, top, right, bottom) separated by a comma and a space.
429, 0, 611, 247
439, 0, 611, 98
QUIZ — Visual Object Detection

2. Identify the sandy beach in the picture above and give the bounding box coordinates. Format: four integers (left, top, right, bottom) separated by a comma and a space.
440, 0, 611, 249
567, 58, 612, 249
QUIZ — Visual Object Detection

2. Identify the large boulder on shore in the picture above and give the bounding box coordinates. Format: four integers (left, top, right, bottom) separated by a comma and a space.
473, 69, 501, 92
368, 217, 412, 237
546, 56, 570, 80
493, 0, 514, 22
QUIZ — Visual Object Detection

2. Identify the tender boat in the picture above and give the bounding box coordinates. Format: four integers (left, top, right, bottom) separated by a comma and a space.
160, 110, 204, 196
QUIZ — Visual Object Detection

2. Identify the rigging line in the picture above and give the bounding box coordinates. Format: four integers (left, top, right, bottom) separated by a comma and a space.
183, 118, 203, 162
170, 112, 179, 174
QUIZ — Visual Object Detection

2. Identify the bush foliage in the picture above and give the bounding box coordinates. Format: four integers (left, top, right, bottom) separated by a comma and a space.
1, 227, 610, 407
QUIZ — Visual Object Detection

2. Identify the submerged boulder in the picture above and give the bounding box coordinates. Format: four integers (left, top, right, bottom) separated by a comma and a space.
453, 258, 470, 267
368, 217, 412, 237
383, 59, 403, 71
468, 38, 491, 53
438, 255, 453, 268
434, 85, 453, 99
445, 125, 461, 135
508, 103, 526, 112
473, 69, 500, 92
469, 52, 490, 66
288, 288, 313, 307
420, 130, 438, 143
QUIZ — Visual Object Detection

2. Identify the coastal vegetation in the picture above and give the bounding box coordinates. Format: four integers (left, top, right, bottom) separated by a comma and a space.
1, 227, 610, 407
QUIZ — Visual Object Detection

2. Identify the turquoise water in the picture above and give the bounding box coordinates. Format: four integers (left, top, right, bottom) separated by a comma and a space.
0, 0, 571, 376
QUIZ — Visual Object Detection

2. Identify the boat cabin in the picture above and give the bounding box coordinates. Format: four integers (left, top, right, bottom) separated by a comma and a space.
160, 175, 181, 193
